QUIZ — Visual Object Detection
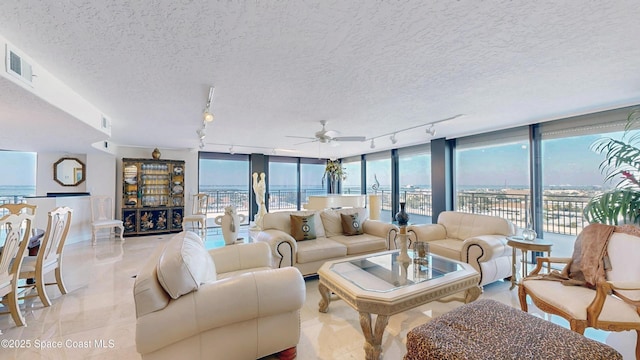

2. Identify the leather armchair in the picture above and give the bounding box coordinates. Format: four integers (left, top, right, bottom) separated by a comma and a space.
134, 231, 305, 360
408, 211, 516, 286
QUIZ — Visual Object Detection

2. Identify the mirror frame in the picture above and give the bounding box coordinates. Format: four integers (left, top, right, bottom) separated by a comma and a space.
53, 157, 86, 187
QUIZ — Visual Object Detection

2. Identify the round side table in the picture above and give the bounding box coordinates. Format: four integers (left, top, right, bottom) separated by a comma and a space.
506, 236, 553, 290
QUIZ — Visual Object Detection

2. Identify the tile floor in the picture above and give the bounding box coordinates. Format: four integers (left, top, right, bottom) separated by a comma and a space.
0, 228, 636, 359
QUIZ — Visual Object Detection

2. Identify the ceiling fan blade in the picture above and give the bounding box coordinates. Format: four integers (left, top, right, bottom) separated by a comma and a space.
333, 136, 366, 142
286, 135, 316, 140
294, 139, 318, 146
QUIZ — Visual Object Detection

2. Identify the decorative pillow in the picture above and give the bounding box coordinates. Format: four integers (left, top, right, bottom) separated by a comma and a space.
290, 214, 317, 241
341, 213, 364, 236
321, 208, 368, 237
156, 232, 217, 299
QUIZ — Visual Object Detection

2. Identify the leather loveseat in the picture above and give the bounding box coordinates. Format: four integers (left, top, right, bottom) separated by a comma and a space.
255, 208, 398, 276
407, 211, 516, 286
133, 231, 305, 360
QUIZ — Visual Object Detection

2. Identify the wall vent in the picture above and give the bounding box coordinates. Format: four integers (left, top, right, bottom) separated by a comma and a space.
5, 44, 33, 85
101, 115, 111, 131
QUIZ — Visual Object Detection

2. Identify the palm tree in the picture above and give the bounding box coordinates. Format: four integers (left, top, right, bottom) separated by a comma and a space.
583, 109, 640, 225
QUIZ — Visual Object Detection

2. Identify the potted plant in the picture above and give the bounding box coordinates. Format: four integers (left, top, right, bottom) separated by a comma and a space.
323, 160, 346, 194
583, 109, 640, 225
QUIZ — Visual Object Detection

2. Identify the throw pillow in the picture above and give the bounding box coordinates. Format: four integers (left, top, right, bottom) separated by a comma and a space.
290, 214, 317, 241
156, 232, 217, 299
341, 213, 363, 236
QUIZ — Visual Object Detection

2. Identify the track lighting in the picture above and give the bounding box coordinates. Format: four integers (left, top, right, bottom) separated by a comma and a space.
426, 124, 436, 136
370, 139, 376, 149
196, 128, 206, 140
390, 133, 398, 144
229, 145, 235, 154
203, 87, 215, 122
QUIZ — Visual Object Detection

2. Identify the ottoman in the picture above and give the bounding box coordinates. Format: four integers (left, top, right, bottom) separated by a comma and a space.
404, 299, 622, 360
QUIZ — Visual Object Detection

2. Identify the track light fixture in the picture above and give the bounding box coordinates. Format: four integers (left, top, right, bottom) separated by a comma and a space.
203, 86, 215, 122
229, 145, 235, 154
390, 133, 398, 144
426, 124, 436, 136
370, 139, 376, 149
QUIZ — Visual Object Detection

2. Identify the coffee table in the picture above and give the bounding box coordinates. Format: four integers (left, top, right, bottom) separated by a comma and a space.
318, 250, 481, 360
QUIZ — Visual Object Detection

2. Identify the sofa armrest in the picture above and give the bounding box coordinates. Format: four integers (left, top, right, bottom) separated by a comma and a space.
208, 242, 272, 274
136, 267, 305, 355
254, 229, 298, 268
407, 224, 447, 243
462, 235, 511, 264
362, 220, 398, 249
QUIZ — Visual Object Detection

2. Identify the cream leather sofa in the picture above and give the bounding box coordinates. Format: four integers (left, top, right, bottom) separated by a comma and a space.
255, 208, 398, 276
133, 231, 306, 360
407, 211, 516, 286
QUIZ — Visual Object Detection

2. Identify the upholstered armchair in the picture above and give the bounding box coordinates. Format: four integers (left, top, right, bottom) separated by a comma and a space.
519, 224, 640, 359
133, 231, 306, 360
407, 211, 517, 286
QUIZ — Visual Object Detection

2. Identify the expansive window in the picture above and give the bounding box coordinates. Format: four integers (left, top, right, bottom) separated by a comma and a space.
0, 151, 36, 210
455, 128, 530, 228
366, 151, 392, 221
540, 110, 635, 257
300, 159, 326, 204
198, 153, 250, 225
341, 157, 362, 194
268, 157, 298, 212
399, 145, 432, 223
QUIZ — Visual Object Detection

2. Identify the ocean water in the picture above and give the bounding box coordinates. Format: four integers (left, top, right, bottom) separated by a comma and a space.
0, 185, 36, 201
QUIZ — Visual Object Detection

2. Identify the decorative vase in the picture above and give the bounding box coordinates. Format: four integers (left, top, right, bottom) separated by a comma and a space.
214, 205, 247, 245
522, 226, 537, 241
397, 226, 411, 263
395, 202, 409, 226
152, 148, 161, 160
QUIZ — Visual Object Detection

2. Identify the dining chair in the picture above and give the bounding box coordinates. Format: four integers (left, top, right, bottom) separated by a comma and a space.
182, 193, 209, 235
18, 207, 72, 307
0, 203, 37, 216
0, 211, 34, 326
90, 196, 124, 246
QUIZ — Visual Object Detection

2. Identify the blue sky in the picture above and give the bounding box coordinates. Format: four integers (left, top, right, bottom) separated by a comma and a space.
0, 151, 36, 186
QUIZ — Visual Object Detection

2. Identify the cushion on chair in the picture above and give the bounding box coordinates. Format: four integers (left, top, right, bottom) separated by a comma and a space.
156, 231, 217, 299
607, 231, 640, 300
290, 214, 317, 241
341, 213, 363, 236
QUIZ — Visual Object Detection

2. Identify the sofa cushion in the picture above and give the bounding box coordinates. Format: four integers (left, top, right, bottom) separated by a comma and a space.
330, 234, 387, 255
438, 211, 515, 240
290, 214, 317, 241
341, 213, 363, 236
320, 208, 368, 237
296, 237, 347, 263
427, 239, 463, 261
156, 231, 217, 299
133, 243, 171, 317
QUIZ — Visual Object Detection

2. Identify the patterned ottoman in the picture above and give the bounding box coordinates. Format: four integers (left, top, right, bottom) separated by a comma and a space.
404, 299, 622, 360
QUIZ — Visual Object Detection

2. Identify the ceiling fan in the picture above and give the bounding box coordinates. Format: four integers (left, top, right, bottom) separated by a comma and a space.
287, 120, 366, 145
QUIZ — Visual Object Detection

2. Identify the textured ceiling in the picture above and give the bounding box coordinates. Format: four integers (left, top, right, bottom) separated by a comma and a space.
0, 1, 639, 157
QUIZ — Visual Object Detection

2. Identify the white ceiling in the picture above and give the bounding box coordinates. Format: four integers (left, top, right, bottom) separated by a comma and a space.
1, 1, 639, 158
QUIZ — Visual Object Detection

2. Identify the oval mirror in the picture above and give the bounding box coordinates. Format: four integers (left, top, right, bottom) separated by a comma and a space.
53, 157, 86, 186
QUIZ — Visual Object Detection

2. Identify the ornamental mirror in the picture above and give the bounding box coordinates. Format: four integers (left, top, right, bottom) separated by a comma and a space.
53, 157, 86, 186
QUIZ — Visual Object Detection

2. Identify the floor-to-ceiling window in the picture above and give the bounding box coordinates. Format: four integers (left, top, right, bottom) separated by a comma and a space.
268, 156, 299, 212
455, 128, 530, 228
341, 156, 362, 194
399, 145, 432, 223
540, 109, 635, 257
0, 150, 36, 213
198, 153, 250, 226
300, 159, 326, 205
366, 151, 392, 221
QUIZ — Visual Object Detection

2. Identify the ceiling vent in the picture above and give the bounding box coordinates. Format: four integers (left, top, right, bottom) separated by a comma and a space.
5, 44, 33, 86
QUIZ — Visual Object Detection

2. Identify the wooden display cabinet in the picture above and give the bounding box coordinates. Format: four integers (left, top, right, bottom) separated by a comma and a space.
121, 158, 185, 236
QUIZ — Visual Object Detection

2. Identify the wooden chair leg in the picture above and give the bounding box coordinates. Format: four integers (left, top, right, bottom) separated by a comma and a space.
117, 225, 125, 242
518, 284, 528, 312
35, 271, 51, 307
7, 290, 26, 327
635, 329, 639, 360
54, 267, 68, 294
277, 346, 296, 360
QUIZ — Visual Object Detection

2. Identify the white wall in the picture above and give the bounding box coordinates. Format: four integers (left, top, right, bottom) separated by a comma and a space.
36, 153, 88, 195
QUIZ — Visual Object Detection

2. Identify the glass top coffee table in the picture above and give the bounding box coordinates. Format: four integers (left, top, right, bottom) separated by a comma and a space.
318, 250, 481, 360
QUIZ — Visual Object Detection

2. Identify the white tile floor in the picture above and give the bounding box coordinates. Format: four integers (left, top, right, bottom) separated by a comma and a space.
0, 228, 636, 359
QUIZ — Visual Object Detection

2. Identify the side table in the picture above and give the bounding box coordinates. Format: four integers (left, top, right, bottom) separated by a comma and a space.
506, 236, 553, 290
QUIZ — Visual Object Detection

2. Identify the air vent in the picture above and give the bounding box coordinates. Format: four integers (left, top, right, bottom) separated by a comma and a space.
5, 44, 33, 85
101, 115, 110, 130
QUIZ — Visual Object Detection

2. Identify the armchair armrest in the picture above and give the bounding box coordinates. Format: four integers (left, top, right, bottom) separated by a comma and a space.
136, 267, 305, 355
530, 257, 571, 276
362, 220, 398, 249
462, 235, 510, 263
407, 224, 447, 243
254, 229, 298, 268
208, 242, 272, 274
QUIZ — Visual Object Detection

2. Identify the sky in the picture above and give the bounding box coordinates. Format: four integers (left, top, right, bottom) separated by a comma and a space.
0, 151, 36, 186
